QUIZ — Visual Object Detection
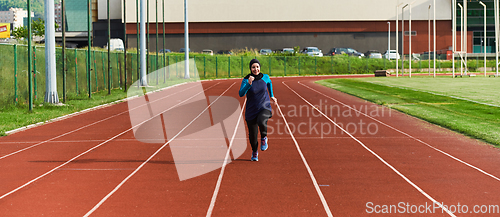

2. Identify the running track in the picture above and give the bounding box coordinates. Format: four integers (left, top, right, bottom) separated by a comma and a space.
1, 76, 500, 216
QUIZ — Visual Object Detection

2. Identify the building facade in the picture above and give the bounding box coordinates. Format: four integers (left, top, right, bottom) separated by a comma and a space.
0, 8, 34, 30
93, 0, 485, 55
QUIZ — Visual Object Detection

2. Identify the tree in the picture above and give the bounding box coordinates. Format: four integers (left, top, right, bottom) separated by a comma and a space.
12, 26, 28, 39
11, 19, 58, 40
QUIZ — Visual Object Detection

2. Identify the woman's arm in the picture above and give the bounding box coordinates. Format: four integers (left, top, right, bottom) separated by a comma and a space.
239, 79, 252, 97
264, 75, 277, 104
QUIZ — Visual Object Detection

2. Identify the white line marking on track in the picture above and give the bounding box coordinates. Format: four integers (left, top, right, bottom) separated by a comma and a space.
84, 82, 237, 217
0, 82, 201, 160
56, 168, 136, 171
275, 100, 334, 217
0, 83, 220, 201
299, 81, 500, 183
206, 99, 246, 217
5, 81, 193, 135
283, 81, 456, 217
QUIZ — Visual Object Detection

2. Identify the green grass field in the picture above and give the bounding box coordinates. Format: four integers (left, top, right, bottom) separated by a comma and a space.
316, 76, 500, 147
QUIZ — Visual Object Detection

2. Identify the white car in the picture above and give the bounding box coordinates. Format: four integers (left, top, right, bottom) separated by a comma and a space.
281, 48, 294, 54
302, 47, 323, 57
384, 50, 400, 60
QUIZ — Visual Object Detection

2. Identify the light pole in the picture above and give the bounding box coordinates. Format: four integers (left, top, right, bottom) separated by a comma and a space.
458, 3, 463, 76
480, 1, 487, 77
496, 0, 499, 76
396, 2, 404, 77
452, 0, 456, 78
387, 21, 390, 57
184, 0, 190, 79
433, 0, 436, 77
402, 4, 408, 76
140, 0, 147, 86
428, 4, 431, 75
409, 0, 416, 78
464, 0, 468, 75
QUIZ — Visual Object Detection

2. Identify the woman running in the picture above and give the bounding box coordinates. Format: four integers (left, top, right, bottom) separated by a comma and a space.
239, 59, 277, 161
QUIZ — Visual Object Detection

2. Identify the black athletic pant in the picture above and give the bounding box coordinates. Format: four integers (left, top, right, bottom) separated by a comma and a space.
246, 109, 272, 152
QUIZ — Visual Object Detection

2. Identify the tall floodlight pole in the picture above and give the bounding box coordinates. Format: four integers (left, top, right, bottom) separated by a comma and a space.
184, 0, 190, 79
44, 0, 59, 104
147, 0, 150, 76
495, 0, 499, 76
162, 0, 166, 81
107, 0, 111, 94
124, 0, 128, 91
156, 0, 159, 85
27, 0, 33, 111
452, 1, 455, 78
136, 0, 140, 86
458, 3, 463, 76
402, 4, 408, 76
62, 0, 66, 102
496, 0, 499, 76
428, 4, 431, 75
409, 1, 416, 78
387, 22, 390, 57
88, 0, 92, 97
433, 0, 436, 77
396, 2, 404, 77
480, 1, 487, 77
140, 0, 147, 86
464, 0, 468, 75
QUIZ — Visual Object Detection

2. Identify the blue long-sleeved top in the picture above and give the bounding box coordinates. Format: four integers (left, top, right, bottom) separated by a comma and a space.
239, 73, 274, 120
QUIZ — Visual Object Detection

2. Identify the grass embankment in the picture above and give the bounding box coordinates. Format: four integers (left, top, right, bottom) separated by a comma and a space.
316, 77, 500, 147
0, 89, 128, 136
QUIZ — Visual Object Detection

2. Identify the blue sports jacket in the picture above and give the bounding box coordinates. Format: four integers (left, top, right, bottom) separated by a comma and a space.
239, 73, 274, 120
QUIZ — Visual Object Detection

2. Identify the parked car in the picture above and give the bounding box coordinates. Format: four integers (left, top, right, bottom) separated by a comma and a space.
159, 49, 171, 53
365, 50, 383, 59
260, 48, 273, 55
105, 38, 124, 51
384, 50, 400, 60
179, 48, 191, 52
217, 50, 233, 55
202, 49, 214, 55
327, 47, 364, 57
301, 47, 323, 57
281, 48, 294, 54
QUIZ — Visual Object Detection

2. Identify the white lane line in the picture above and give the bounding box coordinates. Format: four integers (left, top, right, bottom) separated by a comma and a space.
0, 83, 220, 201
5, 81, 193, 136
84, 82, 237, 217
283, 82, 456, 217
57, 168, 136, 171
299, 81, 500, 183
205, 98, 246, 217
276, 101, 334, 217
0, 82, 201, 160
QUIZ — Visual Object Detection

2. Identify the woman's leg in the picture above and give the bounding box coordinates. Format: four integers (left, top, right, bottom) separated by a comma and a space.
257, 110, 272, 138
246, 118, 259, 152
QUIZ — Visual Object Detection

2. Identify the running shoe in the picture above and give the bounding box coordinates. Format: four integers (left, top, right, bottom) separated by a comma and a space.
251, 151, 258, 161
261, 136, 268, 151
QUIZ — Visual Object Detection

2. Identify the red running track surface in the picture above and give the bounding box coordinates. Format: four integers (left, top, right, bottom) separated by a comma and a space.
0, 76, 500, 216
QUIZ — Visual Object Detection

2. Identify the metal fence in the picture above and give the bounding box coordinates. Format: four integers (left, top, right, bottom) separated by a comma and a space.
2, 42, 471, 108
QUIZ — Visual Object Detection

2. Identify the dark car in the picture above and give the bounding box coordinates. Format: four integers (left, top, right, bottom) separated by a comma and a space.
217, 50, 233, 55
179, 48, 191, 52
159, 49, 171, 53
326, 47, 364, 58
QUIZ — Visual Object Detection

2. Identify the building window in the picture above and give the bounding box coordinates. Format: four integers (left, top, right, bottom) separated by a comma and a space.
404, 31, 417, 36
